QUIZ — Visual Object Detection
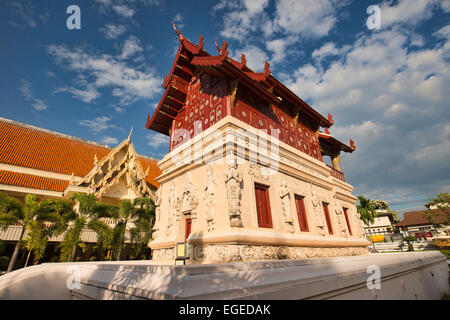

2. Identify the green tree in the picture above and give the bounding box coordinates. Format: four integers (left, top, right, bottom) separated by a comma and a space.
115, 197, 155, 261
60, 192, 113, 262
129, 198, 155, 260
357, 195, 377, 251
0, 240, 10, 270
422, 193, 450, 225
22, 199, 74, 266
0, 193, 51, 272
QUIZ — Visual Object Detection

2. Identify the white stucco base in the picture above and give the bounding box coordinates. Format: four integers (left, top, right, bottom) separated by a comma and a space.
0, 251, 448, 300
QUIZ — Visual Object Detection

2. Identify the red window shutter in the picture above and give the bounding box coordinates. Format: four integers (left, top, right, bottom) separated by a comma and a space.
343, 208, 352, 236
185, 218, 192, 241
255, 184, 273, 228
322, 202, 333, 235
295, 195, 309, 232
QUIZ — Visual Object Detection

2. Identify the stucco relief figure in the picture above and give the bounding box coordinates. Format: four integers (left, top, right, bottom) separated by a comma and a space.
311, 189, 327, 236
224, 162, 243, 227
204, 167, 218, 232
335, 201, 349, 237
155, 188, 162, 220
167, 183, 177, 236
279, 179, 294, 233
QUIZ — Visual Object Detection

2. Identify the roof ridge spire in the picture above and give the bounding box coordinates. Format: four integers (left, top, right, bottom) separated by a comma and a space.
127, 126, 133, 142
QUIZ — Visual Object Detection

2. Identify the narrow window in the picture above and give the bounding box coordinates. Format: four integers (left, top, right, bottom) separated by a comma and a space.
185, 218, 192, 241
343, 207, 352, 236
295, 195, 309, 232
255, 183, 273, 228
322, 202, 333, 234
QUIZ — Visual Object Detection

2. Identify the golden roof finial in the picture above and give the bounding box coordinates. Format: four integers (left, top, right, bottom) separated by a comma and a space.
127, 126, 133, 142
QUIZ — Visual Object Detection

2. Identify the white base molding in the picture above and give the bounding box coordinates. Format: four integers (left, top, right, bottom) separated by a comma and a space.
0, 251, 448, 300
152, 244, 368, 264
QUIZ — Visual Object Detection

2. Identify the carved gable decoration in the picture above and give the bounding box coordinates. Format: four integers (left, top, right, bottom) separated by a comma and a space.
75, 134, 152, 199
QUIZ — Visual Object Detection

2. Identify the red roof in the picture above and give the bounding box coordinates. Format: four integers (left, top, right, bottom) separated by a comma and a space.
396, 209, 450, 227
0, 118, 161, 191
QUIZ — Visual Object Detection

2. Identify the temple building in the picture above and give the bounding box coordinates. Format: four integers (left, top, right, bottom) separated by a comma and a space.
146, 27, 369, 264
0, 117, 161, 256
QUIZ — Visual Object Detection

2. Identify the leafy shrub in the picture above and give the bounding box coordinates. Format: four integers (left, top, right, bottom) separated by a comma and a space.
0, 256, 9, 268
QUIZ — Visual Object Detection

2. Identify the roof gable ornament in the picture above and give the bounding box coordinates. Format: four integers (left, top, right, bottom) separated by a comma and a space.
328, 113, 334, 125
172, 23, 184, 41
349, 139, 356, 150
93, 154, 98, 166
264, 61, 271, 78
214, 40, 228, 58
240, 53, 247, 69
127, 126, 133, 142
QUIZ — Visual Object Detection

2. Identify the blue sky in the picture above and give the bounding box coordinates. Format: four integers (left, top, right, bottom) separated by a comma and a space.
0, 0, 449, 215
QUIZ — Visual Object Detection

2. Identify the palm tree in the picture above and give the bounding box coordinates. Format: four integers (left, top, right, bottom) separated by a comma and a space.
22, 199, 74, 266
0, 193, 44, 272
60, 192, 113, 262
356, 195, 377, 251
129, 198, 155, 260
115, 197, 155, 261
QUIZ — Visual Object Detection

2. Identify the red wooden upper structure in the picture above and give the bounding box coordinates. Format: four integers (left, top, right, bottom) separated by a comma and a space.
146, 26, 355, 181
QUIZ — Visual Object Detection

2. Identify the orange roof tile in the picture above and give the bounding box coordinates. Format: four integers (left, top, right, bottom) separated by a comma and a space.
0, 170, 69, 192
0, 118, 161, 189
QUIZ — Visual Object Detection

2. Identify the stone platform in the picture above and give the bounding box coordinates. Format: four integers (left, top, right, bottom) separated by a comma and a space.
0, 251, 448, 300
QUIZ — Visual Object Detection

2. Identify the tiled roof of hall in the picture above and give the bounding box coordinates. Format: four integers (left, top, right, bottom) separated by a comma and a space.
147, 25, 334, 136
0, 117, 161, 189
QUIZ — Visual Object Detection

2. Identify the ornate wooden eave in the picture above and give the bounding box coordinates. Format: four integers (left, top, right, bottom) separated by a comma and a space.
319, 130, 355, 154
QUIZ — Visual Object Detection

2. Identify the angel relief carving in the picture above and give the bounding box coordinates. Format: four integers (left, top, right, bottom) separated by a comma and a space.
279, 179, 294, 233
311, 189, 327, 236
334, 200, 349, 237
167, 183, 178, 236
224, 162, 243, 227
204, 166, 218, 232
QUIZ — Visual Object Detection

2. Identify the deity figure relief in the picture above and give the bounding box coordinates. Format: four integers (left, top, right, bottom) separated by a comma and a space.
167, 183, 177, 235
204, 167, 218, 232
224, 162, 243, 227
335, 200, 349, 237
279, 179, 294, 233
311, 189, 327, 236
152, 188, 162, 237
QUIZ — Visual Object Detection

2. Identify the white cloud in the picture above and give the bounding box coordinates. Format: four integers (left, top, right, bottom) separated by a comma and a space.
101, 136, 119, 145
216, 0, 270, 41
266, 37, 298, 64
9, 1, 37, 28
47, 42, 161, 105
54, 85, 100, 103
19, 79, 48, 111
274, 0, 337, 38
100, 24, 127, 39
442, 0, 450, 12
379, 0, 439, 29
146, 132, 169, 149
112, 5, 135, 18
284, 27, 450, 205
119, 35, 143, 59
31, 99, 48, 111
79, 116, 117, 133
232, 45, 269, 72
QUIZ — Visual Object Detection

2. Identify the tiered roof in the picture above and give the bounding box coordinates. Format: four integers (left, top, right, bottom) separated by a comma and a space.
0, 118, 161, 192
146, 25, 354, 155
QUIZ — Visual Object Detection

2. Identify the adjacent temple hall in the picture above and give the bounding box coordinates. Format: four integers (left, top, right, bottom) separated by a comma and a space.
147, 26, 369, 263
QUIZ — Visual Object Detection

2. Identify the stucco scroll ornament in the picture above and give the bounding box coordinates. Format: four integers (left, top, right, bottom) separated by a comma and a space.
204, 167, 218, 232
224, 162, 244, 227
334, 200, 349, 237
167, 183, 177, 236
279, 179, 294, 233
311, 189, 327, 236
